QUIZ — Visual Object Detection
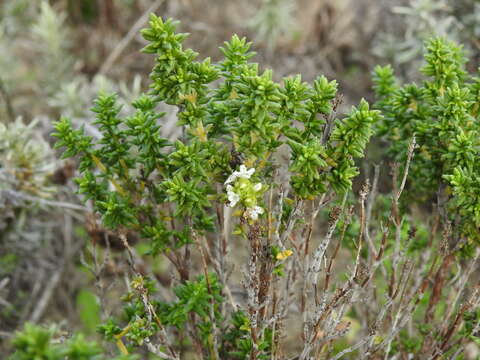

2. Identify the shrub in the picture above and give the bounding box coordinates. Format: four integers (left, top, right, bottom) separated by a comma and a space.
373, 37, 480, 247
9, 16, 476, 360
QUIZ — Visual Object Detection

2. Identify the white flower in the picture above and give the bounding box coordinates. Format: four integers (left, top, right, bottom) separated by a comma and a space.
226, 185, 240, 207
225, 165, 255, 184
253, 183, 262, 192
246, 206, 264, 220
237, 165, 255, 179
224, 173, 237, 185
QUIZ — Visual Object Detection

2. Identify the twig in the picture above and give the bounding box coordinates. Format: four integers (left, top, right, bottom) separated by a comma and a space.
441, 248, 480, 332
330, 336, 374, 360
364, 165, 379, 257
29, 213, 73, 323
119, 232, 179, 360
98, 0, 165, 75
29, 268, 63, 323
145, 338, 178, 360
2, 189, 87, 211
192, 229, 220, 360
394, 136, 416, 203
309, 195, 346, 293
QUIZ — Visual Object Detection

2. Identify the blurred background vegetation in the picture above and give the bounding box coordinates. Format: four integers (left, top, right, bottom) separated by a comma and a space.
2, 0, 480, 356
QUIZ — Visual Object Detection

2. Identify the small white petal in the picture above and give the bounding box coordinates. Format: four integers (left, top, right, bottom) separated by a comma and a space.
248, 210, 259, 220
228, 193, 240, 207
244, 168, 255, 178
225, 173, 237, 184
246, 206, 264, 220
253, 183, 262, 191
227, 186, 240, 207
237, 165, 255, 179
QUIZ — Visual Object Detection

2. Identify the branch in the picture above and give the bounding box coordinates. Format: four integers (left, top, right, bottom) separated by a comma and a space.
98, 0, 165, 75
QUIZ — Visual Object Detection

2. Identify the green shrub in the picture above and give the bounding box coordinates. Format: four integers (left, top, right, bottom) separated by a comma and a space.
12, 15, 474, 360
51, 14, 378, 359
8, 323, 136, 360
373, 37, 480, 245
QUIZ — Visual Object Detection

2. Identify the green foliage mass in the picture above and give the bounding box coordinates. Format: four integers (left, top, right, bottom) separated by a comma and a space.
49, 15, 380, 359
8, 323, 137, 360
9, 28, 480, 360
54, 15, 378, 249
373, 37, 480, 243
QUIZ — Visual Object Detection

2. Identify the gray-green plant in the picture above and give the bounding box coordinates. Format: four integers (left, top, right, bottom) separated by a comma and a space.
374, 0, 480, 83
248, 0, 296, 55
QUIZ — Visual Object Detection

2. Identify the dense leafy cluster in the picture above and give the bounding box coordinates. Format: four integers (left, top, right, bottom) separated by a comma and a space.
373, 37, 480, 242
54, 15, 377, 249
4, 3, 480, 359
8, 323, 136, 360
50, 15, 379, 358
93, 273, 275, 359
10, 277, 272, 360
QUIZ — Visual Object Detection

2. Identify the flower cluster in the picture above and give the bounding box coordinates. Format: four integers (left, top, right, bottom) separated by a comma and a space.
225, 165, 264, 220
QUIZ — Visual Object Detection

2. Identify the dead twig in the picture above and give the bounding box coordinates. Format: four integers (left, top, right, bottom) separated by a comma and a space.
98, 0, 165, 75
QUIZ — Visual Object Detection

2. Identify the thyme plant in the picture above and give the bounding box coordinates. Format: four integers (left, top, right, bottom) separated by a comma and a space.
51, 15, 379, 359
373, 37, 480, 246
53, 15, 379, 250
9, 14, 479, 360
